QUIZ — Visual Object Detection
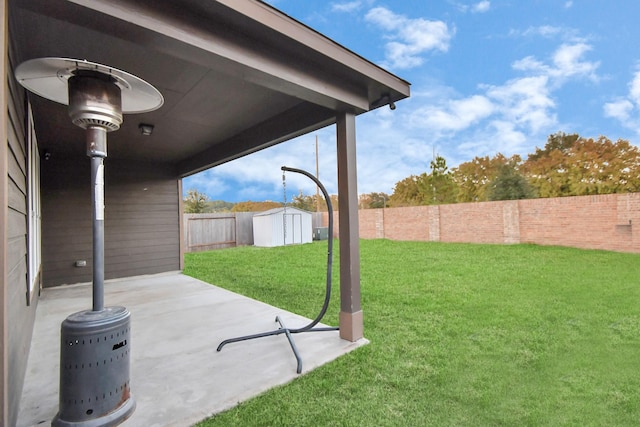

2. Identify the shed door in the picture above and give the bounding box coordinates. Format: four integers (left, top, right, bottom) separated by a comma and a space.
284, 213, 302, 244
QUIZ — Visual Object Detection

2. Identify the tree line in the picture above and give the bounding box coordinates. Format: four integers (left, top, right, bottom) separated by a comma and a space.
384, 132, 640, 207
183, 189, 340, 213
185, 132, 640, 212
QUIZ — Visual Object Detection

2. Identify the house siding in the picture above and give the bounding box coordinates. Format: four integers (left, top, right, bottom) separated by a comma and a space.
42, 158, 181, 287
5, 39, 38, 427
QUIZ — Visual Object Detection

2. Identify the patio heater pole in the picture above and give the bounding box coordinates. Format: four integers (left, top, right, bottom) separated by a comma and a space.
88, 126, 107, 312
15, 58, 163, 427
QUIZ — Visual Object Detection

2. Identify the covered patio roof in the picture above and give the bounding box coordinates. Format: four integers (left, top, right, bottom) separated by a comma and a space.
17, 273, 366, 426
10, 0, 411, 345
12, 0, 410, 174
7, 3, 410, 423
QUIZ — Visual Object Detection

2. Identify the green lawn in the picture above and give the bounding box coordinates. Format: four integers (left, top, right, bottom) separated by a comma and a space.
184, 240, 640, 426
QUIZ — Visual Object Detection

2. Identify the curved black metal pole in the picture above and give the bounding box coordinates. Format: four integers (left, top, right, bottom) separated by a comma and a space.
280, 166, 333, 332
216, 166, 337, 373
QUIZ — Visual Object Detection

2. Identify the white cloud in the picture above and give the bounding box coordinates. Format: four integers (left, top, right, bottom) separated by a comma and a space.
512, 56, 549, 73
368, 36, 596, 187
604, 70, 640, 134
455, 1, 491, 13
471, 1, 491, 13
604, 99, 633, 122
403, 74, 556, 165
564, 1, 573, 9
184, 130, 340, 201
513, 25, 579, 41
410, 95, 494, 133
331, 1, 362, 13
364, 7, 453, 69
512, 42, 599, 85
488, 121, 528, 149
485, 75, 556, 133
629, 70, 640, 105
456, 120, 527, 158
405, 39, 599, 163
551, 43, 599, 81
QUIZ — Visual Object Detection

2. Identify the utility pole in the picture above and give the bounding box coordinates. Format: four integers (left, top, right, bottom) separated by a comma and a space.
315, 135, 321, 212
432, 146, 437, 203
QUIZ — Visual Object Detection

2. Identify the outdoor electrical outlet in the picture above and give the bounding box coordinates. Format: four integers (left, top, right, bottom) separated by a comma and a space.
75, 260, 87, 267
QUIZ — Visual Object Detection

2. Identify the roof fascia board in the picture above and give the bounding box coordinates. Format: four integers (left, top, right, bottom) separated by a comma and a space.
220, 0, 410, 96
63, 0, 372, 112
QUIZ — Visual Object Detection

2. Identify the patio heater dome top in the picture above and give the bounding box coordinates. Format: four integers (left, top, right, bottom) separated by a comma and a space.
14, 57, 164, 114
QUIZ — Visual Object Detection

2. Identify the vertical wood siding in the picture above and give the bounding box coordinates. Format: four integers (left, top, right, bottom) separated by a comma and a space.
42, 158, 181, 287
6, 43, 38, 426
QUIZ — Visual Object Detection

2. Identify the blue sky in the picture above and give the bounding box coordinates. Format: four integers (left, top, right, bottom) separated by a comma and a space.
184, 0, 640, 203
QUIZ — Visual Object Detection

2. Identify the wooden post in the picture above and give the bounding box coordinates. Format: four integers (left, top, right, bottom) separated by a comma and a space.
336, 112, 363, 341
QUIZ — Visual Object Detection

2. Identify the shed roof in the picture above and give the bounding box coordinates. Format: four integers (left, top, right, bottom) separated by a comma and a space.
11, 0, 410, 176
253, 207, 312, 217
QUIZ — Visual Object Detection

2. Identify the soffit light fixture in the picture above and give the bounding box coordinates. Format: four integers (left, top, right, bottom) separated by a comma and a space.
139, 123, 155, 136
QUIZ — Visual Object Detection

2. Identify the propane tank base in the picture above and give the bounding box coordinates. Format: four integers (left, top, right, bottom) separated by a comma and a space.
52, 306, 135, 427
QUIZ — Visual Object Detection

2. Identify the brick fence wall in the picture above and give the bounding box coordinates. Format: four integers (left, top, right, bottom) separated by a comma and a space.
327, 193, 640, 253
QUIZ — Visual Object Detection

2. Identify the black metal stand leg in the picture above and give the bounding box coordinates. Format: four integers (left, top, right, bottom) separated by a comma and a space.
276, 316, 303, 374
217, 316, 338, 374
216, 327, 285, 351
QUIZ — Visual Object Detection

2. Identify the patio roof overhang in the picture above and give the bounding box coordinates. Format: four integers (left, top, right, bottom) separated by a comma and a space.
11, 0, 410, 176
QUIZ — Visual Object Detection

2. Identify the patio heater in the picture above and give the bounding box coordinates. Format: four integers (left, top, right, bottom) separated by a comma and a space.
15, 58, 163, 426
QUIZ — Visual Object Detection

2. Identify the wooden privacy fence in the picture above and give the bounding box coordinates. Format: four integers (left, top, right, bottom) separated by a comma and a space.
183, 213, 254, 252
184, 212, 324, 252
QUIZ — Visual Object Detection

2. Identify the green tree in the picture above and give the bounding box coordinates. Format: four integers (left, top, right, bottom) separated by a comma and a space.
389, 175, 424, 206
290, 190, 315, 211
359, 192, 390, 209
522, 132, 579, 197
207, 200, 234, 212
424, 155, 458, 204
183, 189, 211, 213
387, 132, 640, 204
232, 201, 282, 212
527, 132, 579, 162
390, 156, 458, 206
328, 194, 339, 212
302, 193, 337, 212
523, 133, 640, 197
453, 153, 523, 202
488, 164, 536, 200
565, 137, 640, 195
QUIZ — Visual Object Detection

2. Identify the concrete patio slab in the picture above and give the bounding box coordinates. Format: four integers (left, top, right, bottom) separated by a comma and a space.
17, 272, 367, 427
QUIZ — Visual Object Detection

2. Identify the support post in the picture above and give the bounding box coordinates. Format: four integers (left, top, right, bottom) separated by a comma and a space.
336, 112, 363, 342
178, 178, 185, 270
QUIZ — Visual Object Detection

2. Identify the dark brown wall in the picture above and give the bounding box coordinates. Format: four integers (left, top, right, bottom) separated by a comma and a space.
42, 157, 181, 287
5, 44, 38, 426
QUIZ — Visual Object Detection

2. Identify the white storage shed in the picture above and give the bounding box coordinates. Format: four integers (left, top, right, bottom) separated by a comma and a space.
253, 207, 313, 247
